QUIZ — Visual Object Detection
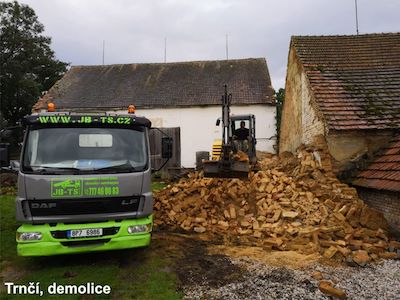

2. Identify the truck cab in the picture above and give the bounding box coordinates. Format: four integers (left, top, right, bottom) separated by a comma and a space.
13, 108, 169, 256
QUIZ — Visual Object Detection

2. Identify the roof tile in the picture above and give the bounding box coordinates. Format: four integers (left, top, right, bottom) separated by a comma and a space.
292, 33, 400, 131
37, 58, 275, 109
353, 134, 400, 192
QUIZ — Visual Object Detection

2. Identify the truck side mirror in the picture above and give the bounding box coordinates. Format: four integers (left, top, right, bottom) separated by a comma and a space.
0, 143, 10, 167
0, 129, 13, 139
161, 137, 173, 159
10, 160, 20, 172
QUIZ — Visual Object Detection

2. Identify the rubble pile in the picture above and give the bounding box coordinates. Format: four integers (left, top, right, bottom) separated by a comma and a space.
154, 142, 400, 263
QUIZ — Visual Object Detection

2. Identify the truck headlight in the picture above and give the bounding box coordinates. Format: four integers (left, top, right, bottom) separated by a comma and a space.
127, 224, 151, 234
17, 232, 42, 241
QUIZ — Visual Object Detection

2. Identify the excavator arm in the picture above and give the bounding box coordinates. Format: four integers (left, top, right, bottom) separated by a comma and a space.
203, 85, 249, 178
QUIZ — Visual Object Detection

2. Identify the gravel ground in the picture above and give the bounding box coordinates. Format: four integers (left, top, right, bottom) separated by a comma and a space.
183, 258, 400, 300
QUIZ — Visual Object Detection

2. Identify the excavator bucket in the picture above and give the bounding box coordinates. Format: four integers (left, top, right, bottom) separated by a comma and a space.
203, 160, 249, 178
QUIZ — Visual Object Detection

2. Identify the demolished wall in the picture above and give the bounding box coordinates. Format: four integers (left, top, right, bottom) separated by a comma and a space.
154, 141, 400, 265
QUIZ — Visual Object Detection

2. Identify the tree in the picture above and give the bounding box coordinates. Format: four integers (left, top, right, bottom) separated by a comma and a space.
0, 1, 67, 125
275, 88, 285, 149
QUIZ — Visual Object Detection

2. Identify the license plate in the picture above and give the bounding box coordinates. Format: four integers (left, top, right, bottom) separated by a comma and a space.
67, 228, 103, 238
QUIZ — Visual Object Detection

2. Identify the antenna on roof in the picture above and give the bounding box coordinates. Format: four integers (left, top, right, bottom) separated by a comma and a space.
164, 37, 167, 63
225, 34, 229, 60
355, 0, 359, 35
102, 40, 105, 65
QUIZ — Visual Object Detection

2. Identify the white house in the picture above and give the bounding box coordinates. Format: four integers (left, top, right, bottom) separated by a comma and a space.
34, 58, 276, 168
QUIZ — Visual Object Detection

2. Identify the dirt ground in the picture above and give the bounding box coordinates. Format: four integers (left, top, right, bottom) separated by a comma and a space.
0, 231, 250, 298
152, 231, 400, 300
208, 246, 322, 269
151, 230, 324, 296
1, 225, 399, 299
152, 232, 248, 289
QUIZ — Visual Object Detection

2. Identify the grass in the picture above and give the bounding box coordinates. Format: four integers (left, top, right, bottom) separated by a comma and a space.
0, 195, 19, 263
2, 261, 119, 300
151, 181, 167, 191
0, 181, 181, 299
115, 254, 182, 300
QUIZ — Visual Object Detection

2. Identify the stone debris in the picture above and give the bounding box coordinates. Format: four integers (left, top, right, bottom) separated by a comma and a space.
351, 250, 371, 267
311, 271, 324, 280
233, 150, 250, 162
319, 280, 347, 299
154, 141, 400, 263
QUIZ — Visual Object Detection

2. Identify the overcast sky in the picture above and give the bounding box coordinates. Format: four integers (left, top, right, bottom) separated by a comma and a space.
18, 0, 400, 89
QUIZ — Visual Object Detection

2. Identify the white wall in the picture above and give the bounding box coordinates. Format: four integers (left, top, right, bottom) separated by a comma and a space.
117, 104, 276, 168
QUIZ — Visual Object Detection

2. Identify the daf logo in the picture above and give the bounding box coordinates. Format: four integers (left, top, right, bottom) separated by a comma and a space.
121, 199, 137, 205
31, 203, 57, 209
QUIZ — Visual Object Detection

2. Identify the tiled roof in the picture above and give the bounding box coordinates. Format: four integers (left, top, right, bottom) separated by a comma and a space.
36, 58, 274, 110
292, 33, 400, 131
353, 134, 400, 192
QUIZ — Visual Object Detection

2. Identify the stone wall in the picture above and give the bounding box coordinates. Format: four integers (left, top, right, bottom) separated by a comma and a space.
279, 46, 325, 154
301, 72, 325, 145
279, 47, 303, 153
357, 187, 400, 237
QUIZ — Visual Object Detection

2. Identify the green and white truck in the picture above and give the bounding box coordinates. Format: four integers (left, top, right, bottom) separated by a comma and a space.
2, 107, 172, 256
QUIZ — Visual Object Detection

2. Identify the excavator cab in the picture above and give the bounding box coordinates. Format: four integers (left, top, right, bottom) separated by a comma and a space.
230, 115, 256, 162
211, 115, 256, 162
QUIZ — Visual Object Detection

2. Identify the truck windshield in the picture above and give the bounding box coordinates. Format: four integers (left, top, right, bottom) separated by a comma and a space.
23, 127, 148, 174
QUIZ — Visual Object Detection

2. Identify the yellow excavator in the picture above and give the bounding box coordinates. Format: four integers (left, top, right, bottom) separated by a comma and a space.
203, 85, 256, 178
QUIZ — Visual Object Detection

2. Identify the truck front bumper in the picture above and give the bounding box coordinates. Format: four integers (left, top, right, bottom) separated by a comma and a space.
17, 215, 152, 256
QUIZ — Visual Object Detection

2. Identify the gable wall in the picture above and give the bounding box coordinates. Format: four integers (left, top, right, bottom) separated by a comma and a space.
279, 46, 325, 153
301, 72, 325, 145
279, 48, 303, 153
